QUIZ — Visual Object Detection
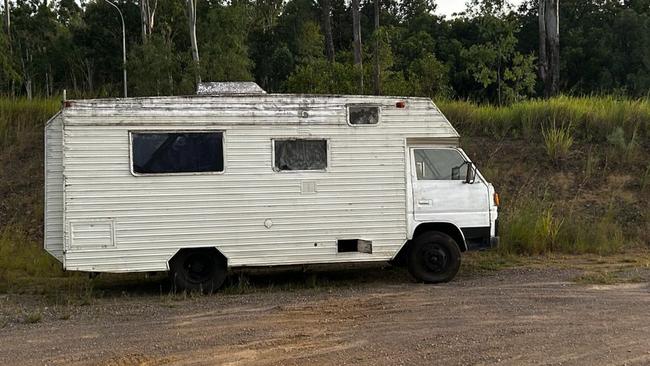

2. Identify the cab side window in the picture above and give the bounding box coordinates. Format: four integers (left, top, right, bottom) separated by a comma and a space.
414, 149, 467, 180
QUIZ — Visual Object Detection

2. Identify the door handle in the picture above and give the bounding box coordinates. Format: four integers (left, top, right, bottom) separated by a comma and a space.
418, 199, 432, 205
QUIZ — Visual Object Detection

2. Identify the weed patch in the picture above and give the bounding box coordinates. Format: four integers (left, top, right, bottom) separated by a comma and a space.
573, 272, 620, 284
23, 310, 42, 324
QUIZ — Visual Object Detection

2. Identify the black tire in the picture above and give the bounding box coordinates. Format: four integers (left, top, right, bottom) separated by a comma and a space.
407, 231, 461, 283
169, 248, 227, 294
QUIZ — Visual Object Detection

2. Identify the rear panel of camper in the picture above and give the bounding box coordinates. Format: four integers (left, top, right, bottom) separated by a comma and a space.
44, 113, 65, 262
48, 95, 459, 272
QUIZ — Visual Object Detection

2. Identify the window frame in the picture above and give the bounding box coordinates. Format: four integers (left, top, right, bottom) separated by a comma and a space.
346, 104, 381, 127
128, 130, 227, 177
412, 147, 471, 181
271, 138, 330, 173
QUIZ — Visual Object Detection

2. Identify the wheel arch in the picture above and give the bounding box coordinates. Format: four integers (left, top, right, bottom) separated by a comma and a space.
391, 222, 467, 266
167, 247, 228, 271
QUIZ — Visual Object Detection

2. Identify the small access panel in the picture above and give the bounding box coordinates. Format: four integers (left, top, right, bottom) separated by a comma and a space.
337, 239, 373, 254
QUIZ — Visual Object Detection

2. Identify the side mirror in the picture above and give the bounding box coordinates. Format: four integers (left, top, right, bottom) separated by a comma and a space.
465, 162, 476, 184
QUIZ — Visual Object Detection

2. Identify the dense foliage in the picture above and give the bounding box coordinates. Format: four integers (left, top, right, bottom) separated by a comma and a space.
1, 0, 650, 103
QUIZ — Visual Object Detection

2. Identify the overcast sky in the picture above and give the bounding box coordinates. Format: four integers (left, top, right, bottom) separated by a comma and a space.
434, 0, 526, 17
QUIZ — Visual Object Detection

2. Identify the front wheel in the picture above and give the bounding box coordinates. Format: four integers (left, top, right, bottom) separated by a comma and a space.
169, 248, 227, 293
407, 231, 461, 283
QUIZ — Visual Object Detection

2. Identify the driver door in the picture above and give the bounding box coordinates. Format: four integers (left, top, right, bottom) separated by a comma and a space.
410, 147, 490, 229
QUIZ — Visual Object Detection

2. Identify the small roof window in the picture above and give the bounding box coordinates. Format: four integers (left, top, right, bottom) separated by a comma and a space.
347, 105, 380, 125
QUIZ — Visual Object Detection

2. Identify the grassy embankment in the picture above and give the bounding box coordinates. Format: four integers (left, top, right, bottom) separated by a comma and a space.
0, 96, 648, 294
0, 99, 64, 287
440, 96, 649, 256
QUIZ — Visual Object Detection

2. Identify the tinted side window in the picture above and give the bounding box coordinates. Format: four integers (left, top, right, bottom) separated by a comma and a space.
348, 105, 379, 125
414, 149, 467, 180
274, 139, 327, 171
132, 132, 224, 174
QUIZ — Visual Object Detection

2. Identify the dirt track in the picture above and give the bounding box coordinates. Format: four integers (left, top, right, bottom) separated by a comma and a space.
1, 266, 650, 366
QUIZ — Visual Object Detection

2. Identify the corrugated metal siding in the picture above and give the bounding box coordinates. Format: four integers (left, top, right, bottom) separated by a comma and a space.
60, 95, 459, 272
44, 114, 64, 261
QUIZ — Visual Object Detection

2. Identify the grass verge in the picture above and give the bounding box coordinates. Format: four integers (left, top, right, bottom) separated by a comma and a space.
439, 95, 650, 142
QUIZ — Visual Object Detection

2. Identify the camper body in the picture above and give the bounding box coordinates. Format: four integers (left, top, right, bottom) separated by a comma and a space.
45, 90, 499, 290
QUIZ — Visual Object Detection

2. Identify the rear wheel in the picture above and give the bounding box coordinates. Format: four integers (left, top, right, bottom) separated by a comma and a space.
407, 231, 461, 283
169, 248, 227, 293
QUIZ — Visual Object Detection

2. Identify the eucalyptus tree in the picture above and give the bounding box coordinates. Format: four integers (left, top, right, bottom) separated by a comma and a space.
538, 0, 559, 97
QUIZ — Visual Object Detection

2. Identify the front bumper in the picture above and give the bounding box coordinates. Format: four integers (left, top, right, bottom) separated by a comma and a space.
467, 235, 499, 251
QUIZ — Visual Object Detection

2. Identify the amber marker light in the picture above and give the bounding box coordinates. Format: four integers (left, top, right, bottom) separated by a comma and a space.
396, 101, 406, 108
493, 192, 500, 207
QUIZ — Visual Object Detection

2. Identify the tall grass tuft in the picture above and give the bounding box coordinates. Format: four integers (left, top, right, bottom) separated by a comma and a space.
542, 120, 574, 164
641, 164, 650, 191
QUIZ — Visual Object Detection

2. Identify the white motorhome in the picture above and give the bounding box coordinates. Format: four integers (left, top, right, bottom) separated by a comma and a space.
44, 82, 499, 292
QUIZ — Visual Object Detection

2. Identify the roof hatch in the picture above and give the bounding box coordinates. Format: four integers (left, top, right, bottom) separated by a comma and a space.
196, 82, 266, 95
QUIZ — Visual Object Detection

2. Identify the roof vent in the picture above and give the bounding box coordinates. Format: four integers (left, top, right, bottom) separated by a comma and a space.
197, 82, 266, 95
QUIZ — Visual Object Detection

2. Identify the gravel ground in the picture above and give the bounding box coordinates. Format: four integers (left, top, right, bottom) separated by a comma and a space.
1, 265, 649, 366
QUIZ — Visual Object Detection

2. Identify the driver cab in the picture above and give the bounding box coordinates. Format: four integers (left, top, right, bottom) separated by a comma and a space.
409, 146, 498, 250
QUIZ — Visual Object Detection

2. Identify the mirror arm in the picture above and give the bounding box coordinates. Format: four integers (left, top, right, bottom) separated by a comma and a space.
464, 162, 476, 184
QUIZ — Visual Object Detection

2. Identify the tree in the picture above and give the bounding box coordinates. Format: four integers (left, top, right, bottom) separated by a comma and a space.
285, 59, 360, 94
538, 0, 559, 97
401, 0, 435, 21
187, 0, 200, 83
408, 54, 450, 97
199, 3, 254, 82
330, 0, 351, 52
140, 0, 157, 43
319, 0, 335, 62
293, 21, 324, 64
251, 0, 283, 32
460, 11, 537, 104
373, 0, 380, 94
127, 33, 179, 96
11, 0, 69, 98
0, 30, 19, 91
351, 0, 363, 92
0, 0, 648, 100
57, 0, 81, 25
609, 8, 650, 96
367, 25, 411, 96
3, 0, 9, 39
